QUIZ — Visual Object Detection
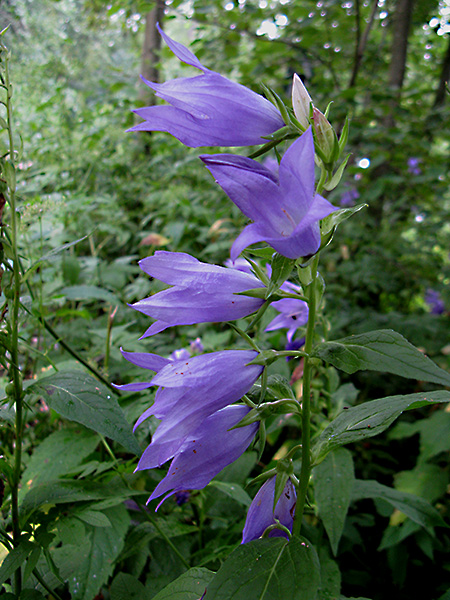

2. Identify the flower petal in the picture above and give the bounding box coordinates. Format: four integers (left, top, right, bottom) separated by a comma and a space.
242, 477, 296, 543
148, 405, 259, 505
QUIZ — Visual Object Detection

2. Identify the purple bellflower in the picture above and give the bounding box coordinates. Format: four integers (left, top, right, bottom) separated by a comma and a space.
149, 404, 259, 508
129, 25, 284, 148
265, 298, 309, 342
201, 128, 337, 260
242, 476, 296, 543
131, 251, 266, 338
116, 349, 263, 470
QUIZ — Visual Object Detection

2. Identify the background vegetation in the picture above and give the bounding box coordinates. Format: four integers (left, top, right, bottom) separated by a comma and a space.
1, 0, 449, 598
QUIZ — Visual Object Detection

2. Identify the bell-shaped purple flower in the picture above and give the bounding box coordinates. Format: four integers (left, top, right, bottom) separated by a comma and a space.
116, 349, 263, 470
201, 128, 337, 260
242, 476, 296, 543
131, 251, 265, 338
149, 405, 259, 508
265, 298, 309, 342
129, 25, 284, 148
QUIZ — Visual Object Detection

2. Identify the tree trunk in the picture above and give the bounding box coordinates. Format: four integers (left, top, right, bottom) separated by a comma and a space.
139, 0, 165, 106
388, 0, 414, 95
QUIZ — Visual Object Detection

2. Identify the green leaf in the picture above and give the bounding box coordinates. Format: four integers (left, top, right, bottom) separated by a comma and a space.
351, 479, 446, 528
110, 573, 149, 600
208, 481, 252, 507
312, 390, 450, 462
312, 329, 450, 386
0, 539, 36, 586
151, 567, 215, 600
204, 536, 320, 600
20, 478, 137, 524
58, 284, 120, 304
76, 509, 112, 527
266, 254, 296, 297
19, 427, 99, 502
415, 410, 450, 462
318, 548, 341, 599
29, 371, 140, 455
53, 504, 130, 600
314, 448, 354, 555
23, 546, 41, 584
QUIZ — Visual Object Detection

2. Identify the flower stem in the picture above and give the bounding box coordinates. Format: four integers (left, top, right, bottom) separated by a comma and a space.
292, 252, 320, 537
2, 40, 23, 595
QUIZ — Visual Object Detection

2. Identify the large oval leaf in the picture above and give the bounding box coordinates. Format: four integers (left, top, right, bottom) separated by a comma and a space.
204, 536, 320, 600
29, 371, 140, 455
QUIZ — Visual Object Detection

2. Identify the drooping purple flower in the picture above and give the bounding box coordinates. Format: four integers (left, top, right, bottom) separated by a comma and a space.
201, 128, 337, 260
149, 405, 259, 508
265, 298, 309, 342
116, 349, 263, 470
425, 289, 445, 315
131, 251, 266, 337
242, 476, 296, 543
129, 24, 284, 148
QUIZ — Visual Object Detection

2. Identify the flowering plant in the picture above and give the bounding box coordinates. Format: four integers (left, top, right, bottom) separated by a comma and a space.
119, 25, 450, 600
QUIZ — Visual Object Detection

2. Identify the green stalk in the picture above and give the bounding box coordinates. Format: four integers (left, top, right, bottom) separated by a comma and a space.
2, 41, 23, 594
292, 252, 320, 537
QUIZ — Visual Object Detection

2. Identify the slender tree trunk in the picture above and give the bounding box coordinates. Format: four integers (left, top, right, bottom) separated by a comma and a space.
388, 0, 414, 96
136, 1, 165, 153
139, 0, 165, 106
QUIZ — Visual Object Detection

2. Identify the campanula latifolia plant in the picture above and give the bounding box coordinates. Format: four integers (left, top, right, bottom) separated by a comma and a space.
120, 24, 450, 600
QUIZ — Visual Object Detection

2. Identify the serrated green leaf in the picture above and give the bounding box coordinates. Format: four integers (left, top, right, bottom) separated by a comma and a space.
53, 504, 130, 600
314, 448, 354, 555
312, 390, 450, 462
351, 479, 446, 528
19, 427, 99, 503
151, 567, 215, 600
29, 371, 140, 455
204, 536, 320, 600
312, 329, 450, 386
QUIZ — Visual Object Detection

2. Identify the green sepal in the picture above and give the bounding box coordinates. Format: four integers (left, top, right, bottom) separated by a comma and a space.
261, 83, 292, 127
323, 153, 351, 191
296, 263, 313, 287
257, 420, 266, 463
273, 463, 294, 512
266, 253, 296, 297
234, 287, 268, 299
230, 399, 301, 430
321, 202, 368, 236
338, 115, 350, 153
247, 349, 287, 367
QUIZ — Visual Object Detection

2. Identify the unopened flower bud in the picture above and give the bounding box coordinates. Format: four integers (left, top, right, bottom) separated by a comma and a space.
292, 73, 313, 129
312, 108, 337, 165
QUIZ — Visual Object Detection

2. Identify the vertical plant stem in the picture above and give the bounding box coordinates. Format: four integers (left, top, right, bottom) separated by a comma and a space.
3, 41, 23, 594
292, 253, 320, 537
